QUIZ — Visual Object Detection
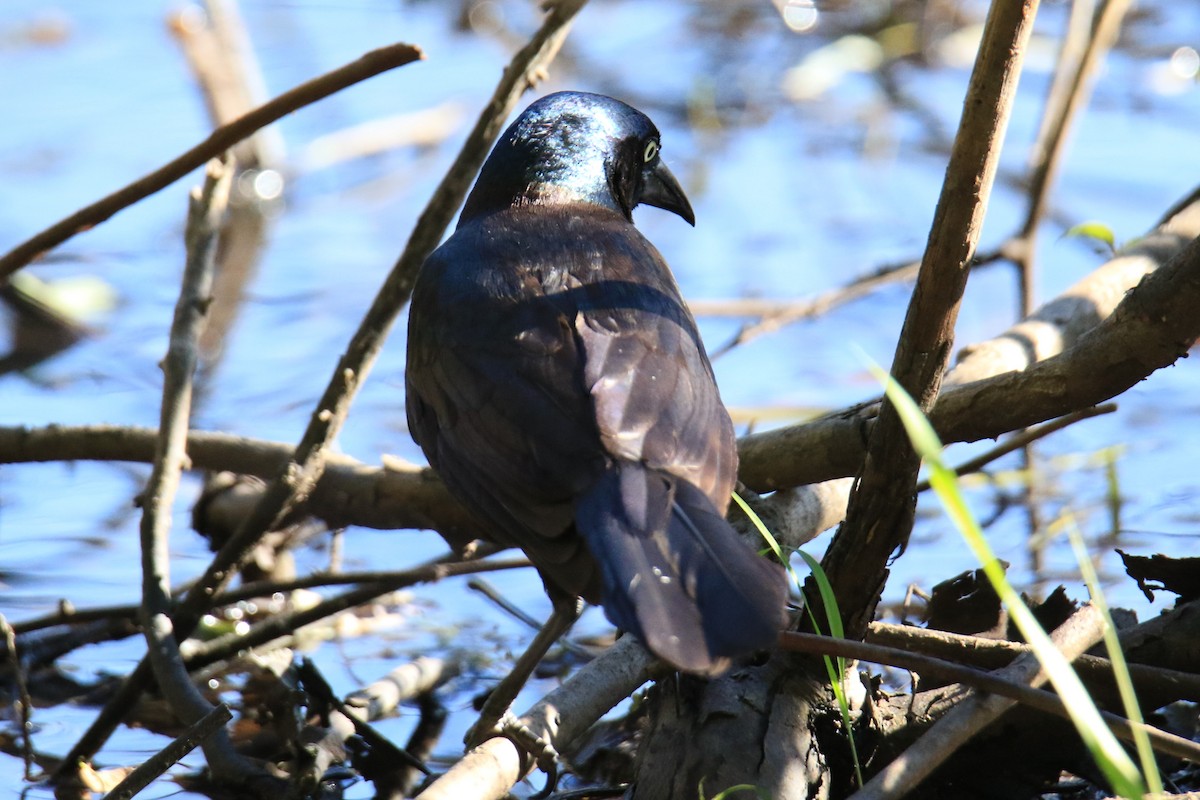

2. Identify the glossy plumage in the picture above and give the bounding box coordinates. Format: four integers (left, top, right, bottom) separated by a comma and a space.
406, 91, 787, 675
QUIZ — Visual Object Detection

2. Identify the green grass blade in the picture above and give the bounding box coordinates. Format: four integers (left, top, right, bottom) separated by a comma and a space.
797, 553, 864, 788
732, 491, 789, 571
795, 549, 846, 641
1064, 519, 1163, 795
733, 491, 864, 787
702, 780, 772, 800
870, 363, 1147, 797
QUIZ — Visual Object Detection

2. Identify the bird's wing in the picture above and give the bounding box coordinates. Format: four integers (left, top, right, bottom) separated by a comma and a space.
406, 224, 606, 595
569, 228, 738, 510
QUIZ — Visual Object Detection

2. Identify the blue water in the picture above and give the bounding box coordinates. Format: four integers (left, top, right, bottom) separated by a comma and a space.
2, 1, 1198, 796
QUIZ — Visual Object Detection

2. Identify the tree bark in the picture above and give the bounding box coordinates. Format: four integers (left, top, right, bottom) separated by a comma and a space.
632, 661, 833, 800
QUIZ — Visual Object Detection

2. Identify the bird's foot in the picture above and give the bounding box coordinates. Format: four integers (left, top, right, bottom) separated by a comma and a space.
466, 709, 561, 792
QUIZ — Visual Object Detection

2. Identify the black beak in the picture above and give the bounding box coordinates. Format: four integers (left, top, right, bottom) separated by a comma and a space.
639, 160, 695, 226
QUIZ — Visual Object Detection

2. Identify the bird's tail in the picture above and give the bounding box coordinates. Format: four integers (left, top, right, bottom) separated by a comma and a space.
573, 460, 788, 676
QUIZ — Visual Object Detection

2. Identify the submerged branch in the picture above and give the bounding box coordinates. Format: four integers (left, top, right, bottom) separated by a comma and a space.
99, 704, 232, 800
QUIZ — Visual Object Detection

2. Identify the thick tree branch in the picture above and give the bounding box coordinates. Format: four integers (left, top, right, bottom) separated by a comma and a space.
3, 201, 1197, 560
738, 195, 1200, 491
0, 405, 1104, 558
0, 424, 478, 543
819, 0, 1042, 637
932, 232, 1200, 440
416, 635, 657, 800
949, 200, 1200, 386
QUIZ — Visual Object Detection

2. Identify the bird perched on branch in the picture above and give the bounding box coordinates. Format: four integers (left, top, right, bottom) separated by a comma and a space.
406, 91, 787, 686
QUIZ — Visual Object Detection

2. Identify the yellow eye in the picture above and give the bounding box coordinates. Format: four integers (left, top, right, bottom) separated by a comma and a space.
643, 140, 659, 162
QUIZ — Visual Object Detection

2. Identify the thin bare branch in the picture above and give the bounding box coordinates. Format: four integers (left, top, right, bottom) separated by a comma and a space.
867, 620, 1200, 703
914, 403, 1115, 492
0, 42, 422, 279
179, 556, 532, 672
697, 258, 921, 359
12, 556, 528, 638
1007, 0, 1132, 313
99, 704, 232, 800
170, 0, 285, 170
135, 157, 260, 785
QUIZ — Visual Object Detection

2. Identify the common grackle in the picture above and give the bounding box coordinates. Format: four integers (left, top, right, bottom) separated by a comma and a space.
406, 91, 788, 679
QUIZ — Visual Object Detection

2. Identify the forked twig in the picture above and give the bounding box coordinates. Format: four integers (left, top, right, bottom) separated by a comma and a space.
135, 157, 259, 784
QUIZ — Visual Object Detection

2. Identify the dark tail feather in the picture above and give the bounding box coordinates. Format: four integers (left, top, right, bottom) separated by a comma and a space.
574, 461, 788, 676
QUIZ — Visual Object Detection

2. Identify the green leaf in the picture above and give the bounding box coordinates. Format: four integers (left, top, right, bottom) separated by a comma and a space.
1062, 221, 1117, 254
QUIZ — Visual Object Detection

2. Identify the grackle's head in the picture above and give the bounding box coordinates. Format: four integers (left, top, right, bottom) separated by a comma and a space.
460, 91, 694, 227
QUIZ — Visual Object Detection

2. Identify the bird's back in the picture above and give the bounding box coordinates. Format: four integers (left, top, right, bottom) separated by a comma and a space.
406, 203, 737, 599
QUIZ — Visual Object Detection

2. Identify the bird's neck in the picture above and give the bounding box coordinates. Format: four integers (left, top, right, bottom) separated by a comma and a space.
459, 149, 627, 225
460, 183, 625, 225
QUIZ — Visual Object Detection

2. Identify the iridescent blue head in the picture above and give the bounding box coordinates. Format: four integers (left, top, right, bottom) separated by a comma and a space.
460, 91, 695, 227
